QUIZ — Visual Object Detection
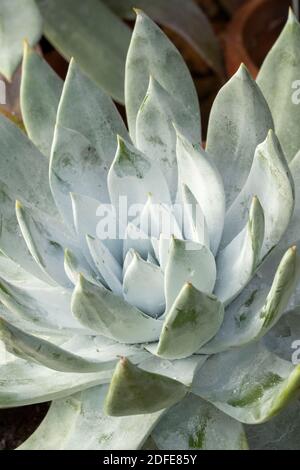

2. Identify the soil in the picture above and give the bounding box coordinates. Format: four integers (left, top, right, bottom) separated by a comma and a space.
0, 403, 49, 450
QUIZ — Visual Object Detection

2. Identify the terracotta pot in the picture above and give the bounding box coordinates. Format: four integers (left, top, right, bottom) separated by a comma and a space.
224, 0, 292, 78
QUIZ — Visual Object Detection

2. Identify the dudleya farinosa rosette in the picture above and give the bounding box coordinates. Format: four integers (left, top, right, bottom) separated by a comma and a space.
1, 10, 300, 450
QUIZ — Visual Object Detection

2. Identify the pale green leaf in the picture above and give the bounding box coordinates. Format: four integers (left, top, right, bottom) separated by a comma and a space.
193, 342, 300, 424
222, 130, 294, 258
153, 394, 248, 450
157, 283, 224, 359
206, 64, 274, 208
21, 44, 63, 157
164, 238, 216, 313
257, 10, 300, 163
104, 358, 187, 416
19, 385, 163, 449
214, 196, 265, 305
71, 274, 162, 343
125, 10, 200, 141
200, 246, 299, 354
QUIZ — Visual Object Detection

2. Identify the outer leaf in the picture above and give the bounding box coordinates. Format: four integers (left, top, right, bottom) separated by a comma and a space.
153, 394, 248, 450
71, 274, 162, 343
104, 358, 187, 416
125, 10, 200, 141
0, 185, 51, 283
0, 278, 85, 333
164, 238, 216, 313
0, 355, 111, 408
206, 64, 274, 208
21, 43, 63, 157
19, 385, 163, 450
35, 0, 131, 103
104, 0, 224, 76
157, 283, 224, 359
0, 114, 57, 215
0, 319, 122, 373
214, 196, 265, 305
257, 10, 300, 163
16, 201, 76, 288
222, 130, 294, 258
0, 0, 42, 80
192, 342, 300, 424
200, 246, 299, 354
50, 60, 128, 225
246, 397, 300, 450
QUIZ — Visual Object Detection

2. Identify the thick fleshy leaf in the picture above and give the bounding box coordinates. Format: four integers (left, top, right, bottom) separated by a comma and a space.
86, 235, 122, 295
123, 252, 165, 317
71, 274, 162, 343
70, 192, 122, 265
125, 10, 200, 141
200, 246, 299, 354
214, 196, 265, 305
107, 136, 171, 222
35, 0, 131, 103
19, 385, 163, 450
0, 0, 42, 80
222, 131, 294, 258
176, 130, 225, 254
0, 278, 85, 333
50, 60, 128, 225
164, 238, 216, 313
0, 185, 52, 283
139, 354, 207, 387
0, 355, 111, 408
104, 358, 187, 416
257, 11, 300, 163
21, 44, 63, 157
0, 252, 39, 286
64, 248, 99, 287
157, 283, 224, 359
104, 0, 224, 76
206, 64, 274, 208
182, 184, 209, 248
153, 394, 248, 450
192, 342, 300, 424
16, 201, 77, 288
0, 319, 148, 374
246, 397, 300, 450
135, 77, 201, 199
0, 114, 57, 215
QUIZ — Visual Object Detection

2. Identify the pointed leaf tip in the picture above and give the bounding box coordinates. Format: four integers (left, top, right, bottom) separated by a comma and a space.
104, 358, 187, 416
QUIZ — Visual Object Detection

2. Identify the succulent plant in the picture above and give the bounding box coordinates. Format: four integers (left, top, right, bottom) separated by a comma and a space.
1, 9, 300, 451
